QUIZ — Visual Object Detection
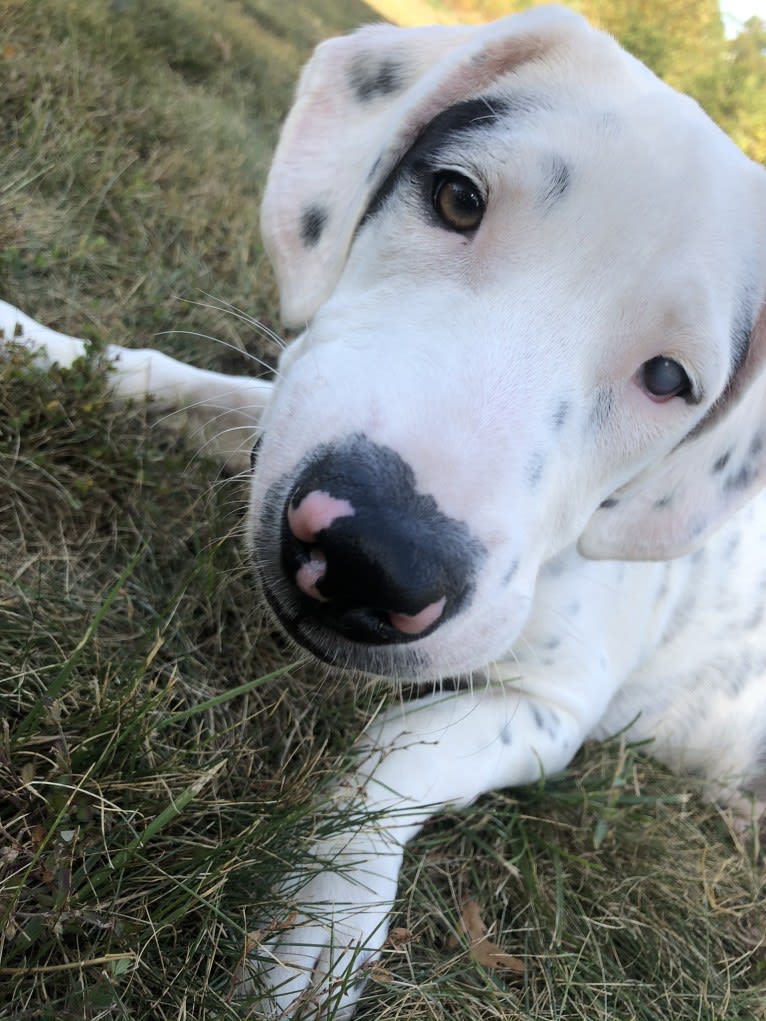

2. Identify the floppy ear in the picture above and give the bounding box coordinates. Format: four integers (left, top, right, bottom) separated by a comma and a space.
580, 301, 766, 560
261, 6, 587, 327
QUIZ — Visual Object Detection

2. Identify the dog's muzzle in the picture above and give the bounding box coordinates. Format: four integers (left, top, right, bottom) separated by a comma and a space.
254, 434, 485, 670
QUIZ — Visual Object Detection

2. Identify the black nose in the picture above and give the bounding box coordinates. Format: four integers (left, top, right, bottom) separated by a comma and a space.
278, 435, 483, 644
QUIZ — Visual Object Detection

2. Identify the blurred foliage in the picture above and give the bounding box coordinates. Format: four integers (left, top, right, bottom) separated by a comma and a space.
439, 0, 766, 164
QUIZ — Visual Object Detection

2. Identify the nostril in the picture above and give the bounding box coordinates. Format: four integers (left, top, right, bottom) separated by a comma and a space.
389, 596, 447, 635
295, 548, 328, 602
287, 489, 355, 543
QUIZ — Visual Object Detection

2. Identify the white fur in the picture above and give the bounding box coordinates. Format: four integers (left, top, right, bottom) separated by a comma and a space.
5, 6, 766, 1019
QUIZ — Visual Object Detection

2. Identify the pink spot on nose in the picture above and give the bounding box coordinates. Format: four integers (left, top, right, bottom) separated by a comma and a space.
295, 549, 328, 601
389, 596, 447, 636
288, 490, 355, 543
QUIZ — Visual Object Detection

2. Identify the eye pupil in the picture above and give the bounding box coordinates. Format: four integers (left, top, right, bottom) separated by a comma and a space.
642, 356, 690, 401
432, 173, 484, 232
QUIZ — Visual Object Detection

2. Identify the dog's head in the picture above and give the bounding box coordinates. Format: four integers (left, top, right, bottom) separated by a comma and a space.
247, 6, 766, 679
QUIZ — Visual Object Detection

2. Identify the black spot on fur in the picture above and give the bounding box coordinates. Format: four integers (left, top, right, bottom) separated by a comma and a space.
250, 435, 263, 471
502, 560, 519, 586
750, 432, 764, 457
367, 153, 383, 182
526, 453, 545, 487
688, 515, 708, 539
653, 494, 673, 510
712, 450, 732, 474
596, 111, 621, 137
729, 299, 754, 383
552, 400, 570, 430
724, 463, 757, 492
348, 56, 406, 103
300, 204, 328, 248
662, 592, 698, 643
531, 703, 560, 738
500, 724, 512, 746
590, 388, 613, 430
745, 604, 764, 631
600, 497, 619, 509
541, 156, 570, 207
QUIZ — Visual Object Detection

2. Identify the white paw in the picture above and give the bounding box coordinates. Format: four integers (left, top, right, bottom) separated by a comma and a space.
236, 831, 403, 1019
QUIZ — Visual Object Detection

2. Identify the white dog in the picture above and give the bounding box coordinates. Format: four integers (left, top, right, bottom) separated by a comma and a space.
3, 6, 766, 1018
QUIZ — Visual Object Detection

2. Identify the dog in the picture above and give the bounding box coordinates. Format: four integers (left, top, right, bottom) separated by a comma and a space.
3, 5, 766, 1018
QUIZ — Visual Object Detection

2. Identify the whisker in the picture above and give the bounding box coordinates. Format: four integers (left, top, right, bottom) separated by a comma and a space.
155, 328, 281, 379
152, 385, 271, 430
183, 292, 288, 350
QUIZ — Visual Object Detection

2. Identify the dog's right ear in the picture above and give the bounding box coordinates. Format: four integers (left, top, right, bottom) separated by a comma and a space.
261, 7, 589, 327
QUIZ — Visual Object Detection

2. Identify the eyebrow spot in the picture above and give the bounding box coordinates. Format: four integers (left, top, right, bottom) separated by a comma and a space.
540, 156, 570, 208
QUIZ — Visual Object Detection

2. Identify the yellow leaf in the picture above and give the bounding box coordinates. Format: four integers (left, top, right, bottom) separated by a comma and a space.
455, 897, 525, 974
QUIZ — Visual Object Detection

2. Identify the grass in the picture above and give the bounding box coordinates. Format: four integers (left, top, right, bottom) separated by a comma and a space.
1, 1, 765, 1018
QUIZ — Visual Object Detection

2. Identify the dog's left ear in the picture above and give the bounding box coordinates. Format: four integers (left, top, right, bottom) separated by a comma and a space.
261, 7, 588, 327
580, 299, 766, 560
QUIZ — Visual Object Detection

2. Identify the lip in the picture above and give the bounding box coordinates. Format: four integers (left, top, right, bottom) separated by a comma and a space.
258, 571, 424, 677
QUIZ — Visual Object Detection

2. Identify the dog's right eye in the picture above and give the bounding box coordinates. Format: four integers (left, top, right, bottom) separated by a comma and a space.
639, 356, 692, 402
432, 172, 485, 232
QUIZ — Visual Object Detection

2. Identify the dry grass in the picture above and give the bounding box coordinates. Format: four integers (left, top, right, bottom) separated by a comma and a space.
1, 1, 765, 1018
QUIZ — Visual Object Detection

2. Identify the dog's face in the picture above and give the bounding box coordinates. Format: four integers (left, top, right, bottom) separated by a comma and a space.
247, 7, 766, 679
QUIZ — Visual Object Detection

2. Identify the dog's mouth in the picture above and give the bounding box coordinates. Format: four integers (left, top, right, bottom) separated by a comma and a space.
258, 570, 427, 677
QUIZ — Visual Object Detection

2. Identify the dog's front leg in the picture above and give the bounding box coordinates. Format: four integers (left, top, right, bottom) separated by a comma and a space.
1, 299, 272, 471
248, 680, 597, 1019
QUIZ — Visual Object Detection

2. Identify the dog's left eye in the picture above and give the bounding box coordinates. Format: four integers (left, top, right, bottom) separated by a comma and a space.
639, 356, 692, 402
432, 172, 485, 232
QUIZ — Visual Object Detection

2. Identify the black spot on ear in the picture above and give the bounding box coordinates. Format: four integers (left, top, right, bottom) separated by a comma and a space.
300, 204, 328, 248
600, 497, 619, 509
712, 450, 732, 474
348, 56, 406, 103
